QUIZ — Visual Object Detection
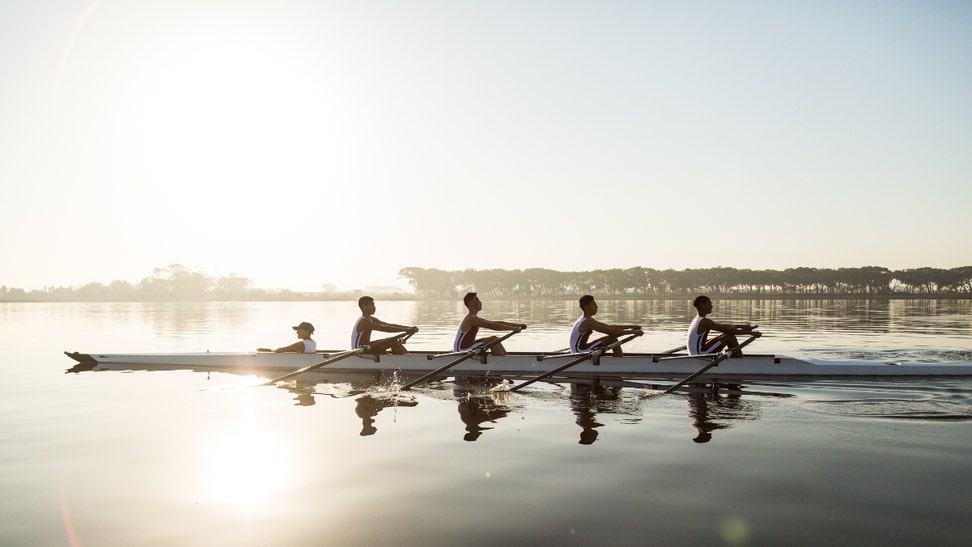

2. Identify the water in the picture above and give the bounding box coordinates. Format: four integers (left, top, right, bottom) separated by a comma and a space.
2, 300, 971, 546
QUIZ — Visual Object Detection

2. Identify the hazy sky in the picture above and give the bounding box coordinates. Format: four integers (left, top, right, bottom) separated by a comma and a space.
2, 1, 970, 292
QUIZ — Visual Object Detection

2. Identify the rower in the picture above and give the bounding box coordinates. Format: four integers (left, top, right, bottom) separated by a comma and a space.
686, 296, 760, 357
454, 292, 526, 357
570, 295, 643, 357
258, 321, 317, 353
352, 296, 418, 355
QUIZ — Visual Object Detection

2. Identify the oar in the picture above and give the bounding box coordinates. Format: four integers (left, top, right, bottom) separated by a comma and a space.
263, 331, 413, 385
655, 334, 760, 395
657, 344, 686, 356
654, 353, 719, 363
540, 343, 683, 362
509, 331, 643, 392
401, 330, 520, 390
426, 350, 467, 360
260, 348, 365, 385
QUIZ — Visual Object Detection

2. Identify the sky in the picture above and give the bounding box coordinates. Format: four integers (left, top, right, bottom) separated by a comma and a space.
2, 0, 971, 292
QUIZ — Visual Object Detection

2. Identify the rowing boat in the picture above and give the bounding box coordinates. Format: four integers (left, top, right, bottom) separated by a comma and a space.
64, 350, 972, 379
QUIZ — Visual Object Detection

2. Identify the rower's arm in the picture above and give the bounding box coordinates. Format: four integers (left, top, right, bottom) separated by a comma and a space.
472, 316, 525, 331
709, 319, 759, 335
590, 318, 640, 337
273, 341, 306, 353
371, 318, 414, 333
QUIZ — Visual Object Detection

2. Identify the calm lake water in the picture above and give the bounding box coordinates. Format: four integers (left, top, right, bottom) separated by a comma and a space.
2, 299, 971, 546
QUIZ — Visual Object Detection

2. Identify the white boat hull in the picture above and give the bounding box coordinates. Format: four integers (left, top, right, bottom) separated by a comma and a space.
65, 350, 972, 379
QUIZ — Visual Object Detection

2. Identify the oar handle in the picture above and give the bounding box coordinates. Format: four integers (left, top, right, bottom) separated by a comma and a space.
400, 327, 418, 344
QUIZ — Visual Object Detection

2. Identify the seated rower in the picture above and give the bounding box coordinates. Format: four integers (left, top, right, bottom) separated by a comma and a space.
570, 295, 642, 357
352, 296, 418, 354
686, 295, 760, 357
258, 321, 317, 353
454, 292, 526, 357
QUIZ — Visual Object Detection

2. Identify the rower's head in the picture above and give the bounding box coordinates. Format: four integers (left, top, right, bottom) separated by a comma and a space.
292, 321, 315, 337
693, 295, 712, 313
358, 296, 376, 313
463, 292, 481, 311
579, 294, 597, 315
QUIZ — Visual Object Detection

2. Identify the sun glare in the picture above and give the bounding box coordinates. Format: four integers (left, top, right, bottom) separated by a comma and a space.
199, 422, 292, 511
130, 39, 346, 196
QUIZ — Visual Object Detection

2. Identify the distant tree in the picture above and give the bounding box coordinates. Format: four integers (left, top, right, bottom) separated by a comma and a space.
139, 264, 213, 300
894, 267, 942, 294
76, 282, 109, 300
951, 266, 972, 293
109, 280, 135, 300
214, 274, 252, 299
398, 267, 455, 297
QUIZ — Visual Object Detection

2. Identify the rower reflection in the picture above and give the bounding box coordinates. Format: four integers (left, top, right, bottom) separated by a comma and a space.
455, 377, 510, 441
684, 382, 761, 443
277, 378, 368, 407
570, 380, 622, 445
288, 380, 318, 406
355, 393, 418, 436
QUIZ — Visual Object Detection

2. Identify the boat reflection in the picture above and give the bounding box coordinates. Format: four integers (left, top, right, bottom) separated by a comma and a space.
66, 361, 790, 444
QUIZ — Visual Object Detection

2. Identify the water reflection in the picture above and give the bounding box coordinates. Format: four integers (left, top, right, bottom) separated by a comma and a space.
286, 380, 321, 406
67, 359, 793, 445
569, 380, 623, 445
299, 371, 787, 444
277, 373, 424, 434
454, 377, 511, 441
355, 393, 419, 436
64, 350, 966, 447
679, 381, 794, 443
684, 383, 742, 443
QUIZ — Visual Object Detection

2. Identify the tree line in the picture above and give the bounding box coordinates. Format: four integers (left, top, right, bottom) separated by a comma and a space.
397, 266, 972, 298
2, 264, 971, 302
1, 265, 289, 302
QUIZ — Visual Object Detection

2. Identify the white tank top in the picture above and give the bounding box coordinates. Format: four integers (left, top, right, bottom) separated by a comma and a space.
686, 315, 708, 355
351, 316, 365, 348
569, 317, 589, 353
301, 339, 317, 353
